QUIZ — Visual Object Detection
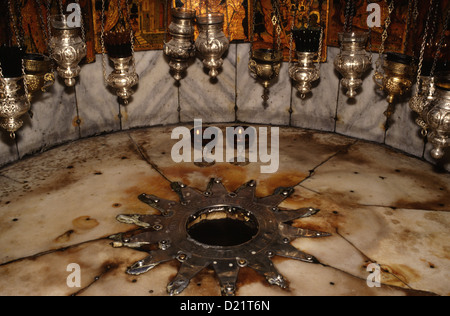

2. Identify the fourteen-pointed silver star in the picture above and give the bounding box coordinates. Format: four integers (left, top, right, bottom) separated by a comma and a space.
109, 178, 331, 296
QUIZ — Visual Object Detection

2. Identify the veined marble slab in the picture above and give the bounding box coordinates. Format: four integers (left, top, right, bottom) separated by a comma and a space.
75, 56, 121, 138
179, 44, 237, 123
15, 78, 80, 158
384, 99, 426, 158
290, 47, 340, 132
119, 50, 179, 129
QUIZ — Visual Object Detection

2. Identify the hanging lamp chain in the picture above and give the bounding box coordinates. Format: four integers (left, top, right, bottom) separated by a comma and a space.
125, 0, 137, 75
271, 0, 282, 53
249, 0, 257, 58
7, 0, 23, 48
415, 0, 437, 93
375, 0, 395, 74
430, 8, 450, 78
288, 0, 299, 68
100, 0, 108, 84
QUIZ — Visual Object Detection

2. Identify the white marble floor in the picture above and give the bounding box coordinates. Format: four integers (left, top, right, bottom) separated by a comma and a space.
0, 125, 448, 296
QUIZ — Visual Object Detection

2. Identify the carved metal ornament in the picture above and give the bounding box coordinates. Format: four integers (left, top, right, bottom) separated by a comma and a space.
409, 76, 435, 132
374, 52, 415, 117
110, 178, 330, 296
0, 77, 30, 138
421, 75, 450, 159
289, 28, 322, 99
290, 51, 320, 99
195, 13, 230, 78
163, 8, 196, 81
334, 32, 371, 98
23, 53, 55, 97
248, 48, 282, 101
106, 56, 139, 105
49, 15, 87, 87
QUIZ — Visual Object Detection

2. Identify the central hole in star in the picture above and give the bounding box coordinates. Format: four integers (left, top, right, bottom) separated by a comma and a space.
186, 206, 259, 247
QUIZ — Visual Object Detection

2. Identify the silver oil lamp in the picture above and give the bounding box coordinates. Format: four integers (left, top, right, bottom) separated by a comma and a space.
248, 48, 282, 101
334, 32, 371, 98
49, 14, 87, 87
163, 8, 196, 81
421, 73, 450, 159
195, 13, 230, 78
289, 28, 321, 99
409, 62, 436, 132
0, 46, 30, 139
104, 31, 139, 105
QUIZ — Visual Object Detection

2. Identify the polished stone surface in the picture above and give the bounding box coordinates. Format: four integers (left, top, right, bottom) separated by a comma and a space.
0, 125, 448, 296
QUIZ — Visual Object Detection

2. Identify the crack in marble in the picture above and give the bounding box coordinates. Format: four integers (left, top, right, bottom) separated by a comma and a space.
0, 236, 108, 268
333, 229, 439, 295
69, 261, 116, 296
127, 133, 173, 184
359, 204, 448, 213
294, 139, 359, 188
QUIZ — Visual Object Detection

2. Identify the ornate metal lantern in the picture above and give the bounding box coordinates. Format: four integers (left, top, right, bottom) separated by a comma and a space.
23, 53, 55, 98
374, 52, 415, 117
0, 46, 30, 139
409, 73, 435, 133
163, 8, 196, 81
104, 31, 139, 105
49, 14, 87, 87
248, 48, 282, 101
421, 74, 450, 159
0, 77, 30, 139
289, 28, 322, 99
195, 13, 230, 78
334, 32, 371, 98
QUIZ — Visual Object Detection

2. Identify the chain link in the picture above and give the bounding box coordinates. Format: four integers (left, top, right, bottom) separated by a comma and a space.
7, 0, 23, 48
375, 0, 395, 73
430, 8, 450, 77
366, 0, 373, 63
288, 1, 298, 67
249, 0, 257, 58
46, 0, 52, 40
125, 0, 137, 75
416, 0, 437, 88
100, 0, 108, 84
75, 0, 86, 43
271, 0, 282, 52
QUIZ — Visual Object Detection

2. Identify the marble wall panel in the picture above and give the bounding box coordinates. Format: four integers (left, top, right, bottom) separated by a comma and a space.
236, 43, 291, 126
75, 56, 121, 138
0, 44, 449, 172
384, 98, 426, 158
179, 44, 237, 124
15, 78, 80, 159
119, 50, 179, 129
335, 53, 388, 143
290, 47, 340, 132
0, 135, 18, 167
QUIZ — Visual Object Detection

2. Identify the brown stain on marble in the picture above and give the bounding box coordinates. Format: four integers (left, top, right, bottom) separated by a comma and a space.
72, 216, 99, 230
379, 264, 422, 288
256, 171, 307, 196
54, 229, 75, 243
